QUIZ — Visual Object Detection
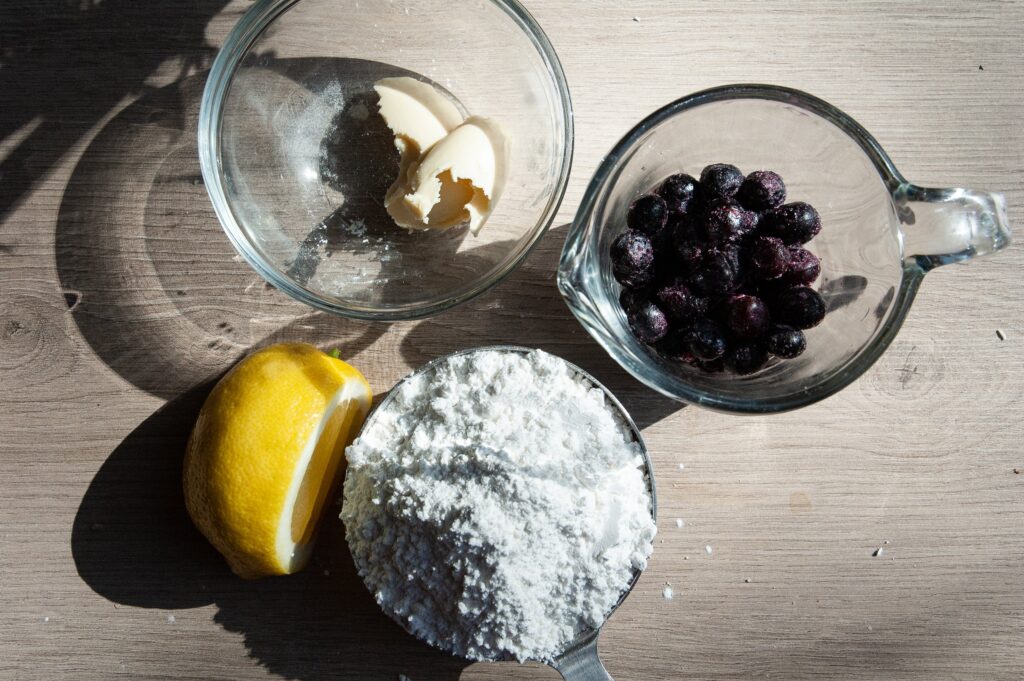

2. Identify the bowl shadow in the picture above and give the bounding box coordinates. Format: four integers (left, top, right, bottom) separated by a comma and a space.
70, 379, 470, 681
54, 69, 393, 400
53, 58, 529, 393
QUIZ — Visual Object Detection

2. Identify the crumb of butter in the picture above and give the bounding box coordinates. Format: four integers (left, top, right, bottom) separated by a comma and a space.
373, 77, 508, 235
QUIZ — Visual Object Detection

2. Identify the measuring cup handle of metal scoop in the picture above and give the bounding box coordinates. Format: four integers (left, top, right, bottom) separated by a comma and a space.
551, 631, 614, 681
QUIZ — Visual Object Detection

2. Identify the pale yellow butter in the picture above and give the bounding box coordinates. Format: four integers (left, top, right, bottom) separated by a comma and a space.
402, 117, 508, 233
373, 77, 464, 211
374, 77, 507, 234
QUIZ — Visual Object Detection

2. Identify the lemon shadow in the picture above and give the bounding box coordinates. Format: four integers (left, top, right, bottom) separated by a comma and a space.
70, 380, 469, 681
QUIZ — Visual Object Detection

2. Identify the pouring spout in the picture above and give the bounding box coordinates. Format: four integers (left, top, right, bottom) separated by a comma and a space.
895, 184, 1011, 272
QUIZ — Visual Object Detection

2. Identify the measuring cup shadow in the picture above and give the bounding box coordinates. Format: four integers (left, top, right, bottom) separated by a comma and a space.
69, 379, 468, 681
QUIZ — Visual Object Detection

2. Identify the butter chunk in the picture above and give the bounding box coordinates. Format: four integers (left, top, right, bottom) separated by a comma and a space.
374, 77, 464, 208
373, 77, 463, 155
400, 116, 508, 234
374, 77, 508, 234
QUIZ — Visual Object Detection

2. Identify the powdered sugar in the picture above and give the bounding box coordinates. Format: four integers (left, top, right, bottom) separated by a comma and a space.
342, 349, 656, 662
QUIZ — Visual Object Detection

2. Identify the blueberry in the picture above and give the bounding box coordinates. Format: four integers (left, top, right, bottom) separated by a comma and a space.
686, 318, 728, 361
748, 236, 789, 281
656, 282, 707, 325
699, 163, 744, 198
623, 166, 824, 367
619, 286, 652, 314
772, 286, 826, 329
702, 199, 751, 244
611, 230, 654, 271
627, 194, 669, 236
616, 268, 654, 290
764, 202, 821, 245
737, 170, 786, 211
670, 214, 705, 271
722, 243, 747, 282
765, 325, 807, 359
628, 302, 670, 344
690, 247, 741, 295
780, 247, 821, 287
658, 173, 699, 214
724, 294, 770, 339
655, 330, 696, 363
610, 230, 655, 289
675, 241, 704, 274
741, 207, 760, 232
725, 341, 769, 375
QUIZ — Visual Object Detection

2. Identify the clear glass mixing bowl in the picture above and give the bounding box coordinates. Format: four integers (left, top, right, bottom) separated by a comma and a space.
199, 0, 572, 320
559, 85, 1011, 414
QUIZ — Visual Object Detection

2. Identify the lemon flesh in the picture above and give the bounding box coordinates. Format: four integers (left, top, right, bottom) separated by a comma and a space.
183, 343, 372, 579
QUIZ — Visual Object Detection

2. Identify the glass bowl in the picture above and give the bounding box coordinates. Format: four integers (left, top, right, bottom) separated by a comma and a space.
558, 85, 1011, 414
199, 0, 572, 320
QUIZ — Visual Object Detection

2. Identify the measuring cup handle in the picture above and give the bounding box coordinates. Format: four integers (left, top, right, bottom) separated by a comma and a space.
895, 183, 1011, 272
551, 632, 614, 681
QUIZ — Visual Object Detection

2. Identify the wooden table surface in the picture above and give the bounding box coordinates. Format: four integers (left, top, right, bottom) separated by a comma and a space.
2, 1, 1022, 679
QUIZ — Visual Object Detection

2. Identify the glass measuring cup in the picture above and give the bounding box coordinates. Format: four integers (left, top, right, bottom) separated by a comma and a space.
558, 84, 1011, 413
343, 345, 657, 678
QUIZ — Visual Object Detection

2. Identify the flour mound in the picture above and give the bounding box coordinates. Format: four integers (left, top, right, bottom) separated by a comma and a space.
342, 349, 656, 662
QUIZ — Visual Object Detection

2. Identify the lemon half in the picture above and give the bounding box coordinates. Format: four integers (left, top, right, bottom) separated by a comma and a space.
184, 343, 372, 579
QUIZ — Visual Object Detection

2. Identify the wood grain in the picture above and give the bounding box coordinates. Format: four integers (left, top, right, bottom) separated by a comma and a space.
2, 1, 1022, 680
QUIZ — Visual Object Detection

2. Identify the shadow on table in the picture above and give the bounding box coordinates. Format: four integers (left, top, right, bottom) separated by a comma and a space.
70, 380, 471, 681
0, 0, 231, 226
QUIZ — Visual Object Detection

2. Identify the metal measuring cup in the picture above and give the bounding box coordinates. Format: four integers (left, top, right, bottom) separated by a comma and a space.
346, 345, 658, 680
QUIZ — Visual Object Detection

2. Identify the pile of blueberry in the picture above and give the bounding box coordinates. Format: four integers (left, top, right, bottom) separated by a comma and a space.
610, 164, 826, 375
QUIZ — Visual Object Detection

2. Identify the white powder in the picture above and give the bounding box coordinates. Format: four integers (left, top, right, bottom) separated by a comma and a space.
342, 349, 656, 663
